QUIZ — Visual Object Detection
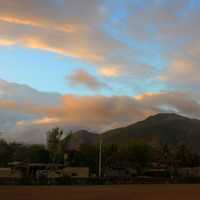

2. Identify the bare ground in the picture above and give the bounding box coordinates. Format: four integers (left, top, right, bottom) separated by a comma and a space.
0, 185, 200, 200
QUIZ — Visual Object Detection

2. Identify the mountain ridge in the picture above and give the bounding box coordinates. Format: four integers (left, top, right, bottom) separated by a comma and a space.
65, 113, 200, 153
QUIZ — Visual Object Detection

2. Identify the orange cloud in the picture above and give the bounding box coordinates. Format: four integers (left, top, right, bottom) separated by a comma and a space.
0, 36, 103, 61
67, 69, 107, 90
99, 66, 121, 77
17, 117, 60, 126
170, 59, 192, 76
0, 99, 17, 109
159, 58, 199, 84
33, 117, 60, 125
0, 95, 148, 130
134, 92, 157, 100
0, 15, 75, 33
0, 38, 16, 46
21, 37, 103, 61
0, 2, 125, 65
1, 91, 200, 134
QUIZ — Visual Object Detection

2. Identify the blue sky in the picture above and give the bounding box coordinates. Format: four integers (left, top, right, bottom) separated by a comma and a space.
1, 0, 197, 97
0, 46, 97, 94
0, 0, 198, 95
0, 0, 179, 96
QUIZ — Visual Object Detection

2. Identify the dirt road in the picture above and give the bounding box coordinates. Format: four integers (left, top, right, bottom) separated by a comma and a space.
0, 185, 199, 200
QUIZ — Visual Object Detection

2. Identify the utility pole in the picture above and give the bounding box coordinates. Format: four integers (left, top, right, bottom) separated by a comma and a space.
98, 138, 102, 178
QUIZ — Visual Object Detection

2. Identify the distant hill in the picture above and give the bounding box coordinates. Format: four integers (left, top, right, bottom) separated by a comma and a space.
65, 113, 200, 153
65, 130, 100, 150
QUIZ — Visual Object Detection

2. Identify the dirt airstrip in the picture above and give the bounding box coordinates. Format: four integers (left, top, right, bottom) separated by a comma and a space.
0, 185, 199, 200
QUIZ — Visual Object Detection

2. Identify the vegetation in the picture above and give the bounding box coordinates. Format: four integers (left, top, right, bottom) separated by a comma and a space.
0, 139, 49, 166
0, 127, 200, 178
47, 127, 64, 163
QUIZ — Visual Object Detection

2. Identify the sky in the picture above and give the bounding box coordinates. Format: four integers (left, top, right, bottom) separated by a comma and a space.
0, 0, 200, 143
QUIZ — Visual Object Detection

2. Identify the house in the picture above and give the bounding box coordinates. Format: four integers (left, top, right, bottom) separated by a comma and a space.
0, 168, 22, 179
7, 162, 90, 180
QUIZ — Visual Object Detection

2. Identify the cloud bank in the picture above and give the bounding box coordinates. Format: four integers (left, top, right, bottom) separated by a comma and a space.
0, 80, 200, 143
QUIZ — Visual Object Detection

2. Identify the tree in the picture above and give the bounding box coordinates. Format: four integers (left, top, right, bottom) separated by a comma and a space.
102, 144, 122, 170
62, 132, 73, 152
47, 127, 64, 163
175, 144, 200, 167
160, 144, 174, 165
126, 141, 152, 175
0, 139, 10, 166
11, 143, 30, 162
67, 144, 99, 175
28, 144, 49, 163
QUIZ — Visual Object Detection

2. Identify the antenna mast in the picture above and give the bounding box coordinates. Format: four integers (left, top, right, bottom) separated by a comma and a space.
98, 139, 102, 177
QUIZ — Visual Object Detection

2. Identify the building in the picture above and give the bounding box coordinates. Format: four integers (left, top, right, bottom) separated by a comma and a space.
0, 168, 22, 179
178, 167, 200, 177
63, 167, 89, 178
7, 162, 89, 179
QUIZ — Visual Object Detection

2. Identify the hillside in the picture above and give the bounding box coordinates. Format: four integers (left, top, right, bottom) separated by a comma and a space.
65, 113, 200, 153
65, 130, 99, 150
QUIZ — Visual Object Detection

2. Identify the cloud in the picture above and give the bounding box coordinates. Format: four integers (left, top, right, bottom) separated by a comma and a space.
99, 66, 121, 77
67, 69, 107, 90
0, 79, 60, 105
1, 80, 200, 143
0, 0, 116, 63
1, 1, 200, 142
17, 117, 60, 126
1, 0, 200, 92
0, 38, 15, 46
0, 36, 103, 61
23, 37, 103, 61
5, 91, 200, 136
134, 91, 200, 120
0, 0, 154, 85
0, 15, 75, 33
159, 55, 200, 93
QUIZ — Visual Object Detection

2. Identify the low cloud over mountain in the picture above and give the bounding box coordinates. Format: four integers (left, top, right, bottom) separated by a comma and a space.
1, 80, 200, 143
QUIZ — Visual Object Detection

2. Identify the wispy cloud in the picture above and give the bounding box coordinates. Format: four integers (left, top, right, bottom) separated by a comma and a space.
0, 38, 16, 46
0, 15, 75, 32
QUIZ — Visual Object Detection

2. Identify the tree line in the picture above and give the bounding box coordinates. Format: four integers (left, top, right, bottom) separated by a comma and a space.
0, 127, 200, 176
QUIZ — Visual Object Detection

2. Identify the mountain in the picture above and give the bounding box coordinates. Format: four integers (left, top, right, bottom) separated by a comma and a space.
65, 130, 100, 150
65, 113, 200, 153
